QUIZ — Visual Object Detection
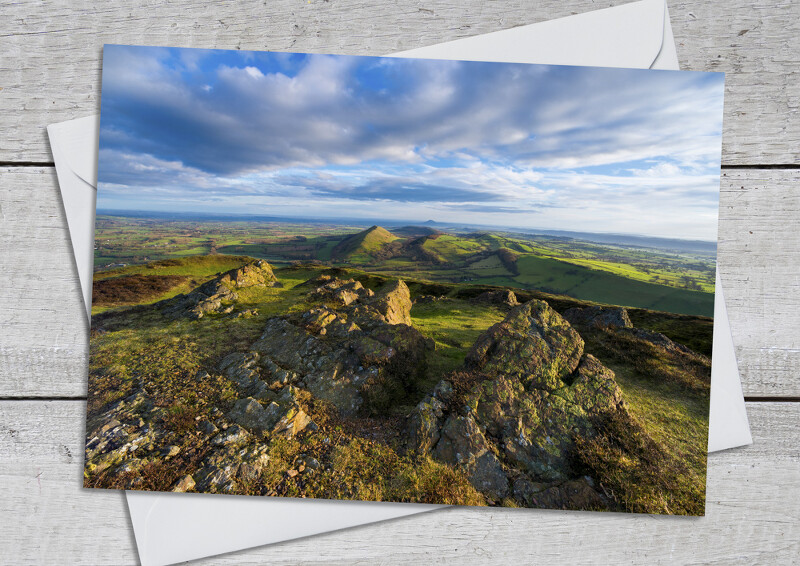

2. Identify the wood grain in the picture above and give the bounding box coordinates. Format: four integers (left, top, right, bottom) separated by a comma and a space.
0, 400, 797, 564
1, 1, 798, 563
0, 0, 798, 165
1, 166, 798, 397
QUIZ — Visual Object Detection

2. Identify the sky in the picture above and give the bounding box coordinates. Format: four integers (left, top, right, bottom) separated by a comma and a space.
97, 45, 725, 241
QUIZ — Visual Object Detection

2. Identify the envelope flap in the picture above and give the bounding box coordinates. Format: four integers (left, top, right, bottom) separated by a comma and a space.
48, 115, 100, 186
395, 0, 666, 69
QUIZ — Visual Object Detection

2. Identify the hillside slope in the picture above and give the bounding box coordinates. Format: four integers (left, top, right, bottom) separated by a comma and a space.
330, 225, 398, 261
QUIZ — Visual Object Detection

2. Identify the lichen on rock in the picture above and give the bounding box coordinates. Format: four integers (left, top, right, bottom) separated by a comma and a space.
466, 299, 584, 391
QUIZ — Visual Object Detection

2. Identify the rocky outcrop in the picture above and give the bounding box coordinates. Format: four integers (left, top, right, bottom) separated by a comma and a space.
563, 305, 633, 329
158, 260, 280, 319
369, 280, 413, 325
219, 260, 278, 288
218, 276, 431, 417
466, 300, 584, 391
475, 290, 519, 307
308, 277, 374, 307
408, 298, 627, 506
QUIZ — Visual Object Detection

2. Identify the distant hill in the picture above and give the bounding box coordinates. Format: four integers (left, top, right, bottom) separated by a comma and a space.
331, 225, 399, 261
392, 225, 444, 238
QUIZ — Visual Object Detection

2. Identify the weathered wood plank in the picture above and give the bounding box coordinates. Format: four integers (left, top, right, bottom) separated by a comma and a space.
0, 0, 798, 164
1, 167, 797, 397
0, 400, 797, 564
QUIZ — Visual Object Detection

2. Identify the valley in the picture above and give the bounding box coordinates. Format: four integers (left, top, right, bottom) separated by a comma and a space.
93, 215, 716, 317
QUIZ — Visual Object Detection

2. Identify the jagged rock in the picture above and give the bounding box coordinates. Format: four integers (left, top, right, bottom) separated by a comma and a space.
556, 354, 624, 413
259, 357, 298, 389
432, 415, 509, 499
251, 381, 277, 402
227, 387, 314, 439
193, 465, 236, 493
563, 306, 633, 329
408, 298, 627, 502
466, 299, 583, 391
228, 397, 282, 433
218, 259, 278, 288
475, 290, 519, 307
218, 352, 260, 387
299, 307, 340, 334
236, 445, 271, 481
369, 280, 413, 325
272, 405, 312, 438
408, 395, 445, 453
211, 424, 251, 446
197, 419, 219, 435
171, 474, 196, 493
249, 284, 431, 416
309, 278, 373, 306
157, 260, 279, 319
250, 318, 363, 414
472, 358, 623, 483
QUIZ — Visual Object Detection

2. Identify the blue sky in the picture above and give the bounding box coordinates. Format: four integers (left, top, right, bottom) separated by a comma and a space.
97, 45, 725, 240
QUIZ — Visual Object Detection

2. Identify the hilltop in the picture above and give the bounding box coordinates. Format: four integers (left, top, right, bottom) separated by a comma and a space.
85, 257, 710, 513
330, 225, 399, 261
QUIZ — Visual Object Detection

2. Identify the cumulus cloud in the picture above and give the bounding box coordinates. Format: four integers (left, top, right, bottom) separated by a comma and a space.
96, 45, 725, 240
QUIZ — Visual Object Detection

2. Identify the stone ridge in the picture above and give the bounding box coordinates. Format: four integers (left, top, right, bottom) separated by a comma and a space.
410, 298, 628, 507
157, 259, 281, 319
229, 276, 430, 417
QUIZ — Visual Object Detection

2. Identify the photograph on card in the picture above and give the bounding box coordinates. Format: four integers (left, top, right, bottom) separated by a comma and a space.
85, 45, 724, 515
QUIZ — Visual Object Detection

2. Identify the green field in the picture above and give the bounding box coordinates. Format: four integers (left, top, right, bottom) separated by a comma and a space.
93, 216, 716, 317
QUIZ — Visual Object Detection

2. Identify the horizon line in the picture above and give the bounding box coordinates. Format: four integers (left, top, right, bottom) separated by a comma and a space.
94, 208, 719, 246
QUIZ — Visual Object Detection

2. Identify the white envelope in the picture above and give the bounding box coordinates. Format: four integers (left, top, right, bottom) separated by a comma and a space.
48, 1, 751, 564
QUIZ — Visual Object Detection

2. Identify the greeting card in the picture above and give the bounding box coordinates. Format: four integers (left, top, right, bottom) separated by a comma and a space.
85, 45, 724, 515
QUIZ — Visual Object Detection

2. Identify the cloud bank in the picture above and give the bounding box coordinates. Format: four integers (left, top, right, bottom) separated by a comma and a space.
97, 45, 725, 240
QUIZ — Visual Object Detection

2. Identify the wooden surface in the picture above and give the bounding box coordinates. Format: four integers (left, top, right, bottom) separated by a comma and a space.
1, 0, 798, 564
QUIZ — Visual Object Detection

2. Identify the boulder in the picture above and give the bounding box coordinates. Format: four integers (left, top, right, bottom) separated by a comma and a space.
407, 395, 445, 454
220, 259, 278, 288
563, 306, 633, 329
466, 299, 584, 391
369, 280, 413, 325
157, 260, 279, 319
475, 290, 519, 307
228, 397, 282, 433
432, 415, 509, 499
408, 298, 630, 503
247, 282, 431, 416
308, 278, 373, 307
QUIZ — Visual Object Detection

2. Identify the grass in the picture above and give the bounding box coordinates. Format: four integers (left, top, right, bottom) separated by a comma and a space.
410, 299, 508, 392
573, 406, 706, 515
94, 254, 253, 281
572, 322, 710, 515
513, 255, 714, 317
